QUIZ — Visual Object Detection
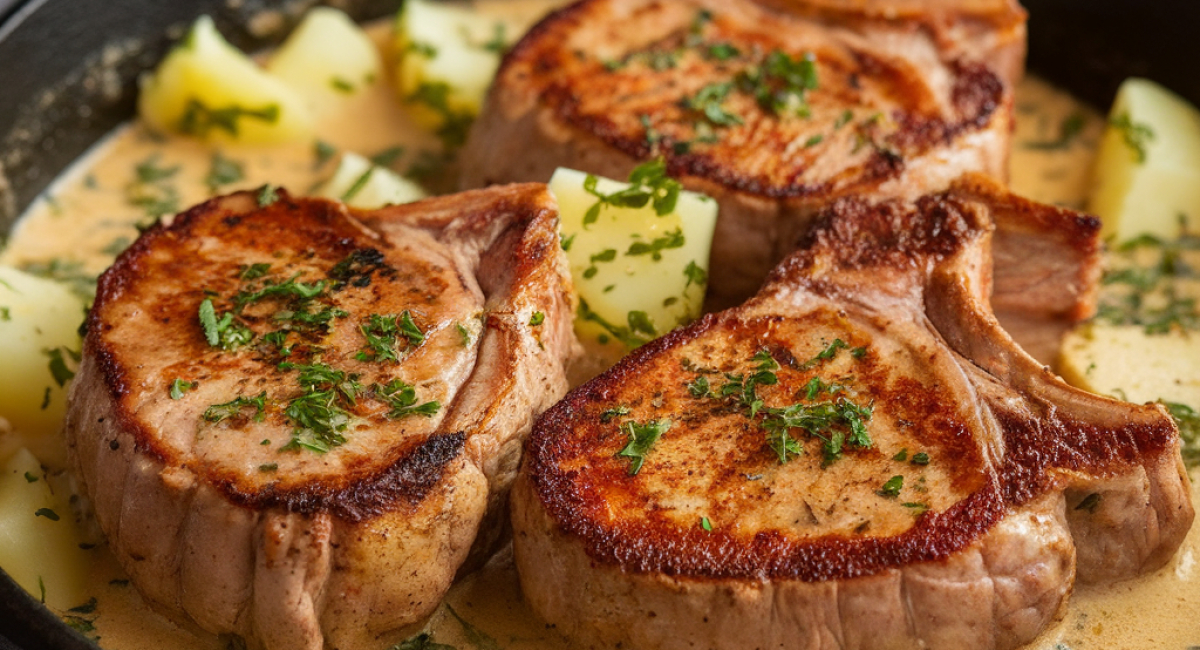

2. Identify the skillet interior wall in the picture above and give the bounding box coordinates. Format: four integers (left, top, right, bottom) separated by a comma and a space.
0, 0, 1198, 648
0, 0, 400, 238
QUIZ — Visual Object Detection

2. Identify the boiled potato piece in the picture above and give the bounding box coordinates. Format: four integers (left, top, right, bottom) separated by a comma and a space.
313, 152, 426, 209
1089, 78, 1200, 241
1060, 322, 1200, 407
0, 267, 85, 452
550, 166, 717, 360
138, 15, 315, 145
394, 0, 504, 142
265, 7, 381, 117
0, 448, 90, 611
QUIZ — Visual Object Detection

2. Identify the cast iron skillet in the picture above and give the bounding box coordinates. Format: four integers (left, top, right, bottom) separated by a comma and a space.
0, 0, 1198, 648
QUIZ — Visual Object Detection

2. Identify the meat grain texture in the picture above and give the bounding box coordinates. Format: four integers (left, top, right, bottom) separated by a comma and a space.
64, 185, 578, 650
512, 175, 1194, 650
460, 0, 1026, 309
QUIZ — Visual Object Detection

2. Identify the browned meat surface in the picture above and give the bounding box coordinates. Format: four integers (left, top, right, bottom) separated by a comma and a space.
64, 185, 578, 650
459, 0, 1025, 308
511, 174, 1193, 650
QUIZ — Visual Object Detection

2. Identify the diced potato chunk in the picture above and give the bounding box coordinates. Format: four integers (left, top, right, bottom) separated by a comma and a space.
265, 7, 382, 117
0, 267, 85, 458
394, 0, 506, 143
138, 16, 315, 145
550, 166, 717, 361
1059, 322, 1200, 407
0, 448, 90, 610
1089, 78, 1200, 241
313, 152, 426, 209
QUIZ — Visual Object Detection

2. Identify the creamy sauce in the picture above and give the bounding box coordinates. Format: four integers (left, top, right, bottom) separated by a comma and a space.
0, 11, 1197, 650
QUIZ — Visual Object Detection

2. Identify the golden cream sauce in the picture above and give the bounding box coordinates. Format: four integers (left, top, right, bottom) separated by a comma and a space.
0, 13, 1196, 650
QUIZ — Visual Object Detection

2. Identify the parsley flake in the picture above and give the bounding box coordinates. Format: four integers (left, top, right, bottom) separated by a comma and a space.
617, 419, 671, 475
877, 475, 904, 498
169, 378, 196, 400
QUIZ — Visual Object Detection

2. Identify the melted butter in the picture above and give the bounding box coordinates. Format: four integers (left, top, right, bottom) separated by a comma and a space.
0, 11, 1197, 650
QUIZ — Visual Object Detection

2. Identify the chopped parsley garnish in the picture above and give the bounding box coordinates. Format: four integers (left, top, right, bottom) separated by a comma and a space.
687, 344, 873, 464
126, 155, 181, 219
370, 146, 405, 168
456, 322, 472, 347
239, 263, 272, 280
738, 49, 818, 117
24, 472, 37, 483
582, 158, 681, 228
203, 392, 267, 423
1164, 401, 1200, 468
1109, 111, 1154, 163
529, 311, 545, 326
626, 228, 685, 260
198, 297, 255, 350
600, 406, 631, 423
179, 99, 280, 138
1023, 112, 1087, 150
686, 261, 700, 291
700, 516, 713, 531
373, 379, 441, 419
44, 346, 80, 387
800, 338, 849, 369
478, 22, 508, 54
18, 258, 97, 301
169, 378, 196, 400
314, 140, 338, 167
257, 184, 280, 207
877, 475, 903, 498
205, 151, 245, 193
405, 41, 437, 58
616, 419, 672, 475
357, 311, 424, 362
705, 43, 740, 61
406, 81, 474, 150
910, 451, 930, 465
1094, 229, 1199, 334
578, 298, 655, 349
341, 166, 375, 202
34, 507, 60, 521
683, 81, 742, 128
135, 155, 180, 183
328, 248, 391, 290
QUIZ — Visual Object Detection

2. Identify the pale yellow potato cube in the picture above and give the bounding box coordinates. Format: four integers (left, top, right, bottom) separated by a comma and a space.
0, 448, 90, 611
0, 267, 85, 454
138, 16, 315, 145
265, 7, 382, 117
1059, 322, 1200, 407
1089, 78, 1200, 241
394, 0, 504, 140
549, 167, 717, 359
313, 152, 427, 209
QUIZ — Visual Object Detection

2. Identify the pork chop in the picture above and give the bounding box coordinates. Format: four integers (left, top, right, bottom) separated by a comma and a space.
64, 184, 577, 650
511, 174, 1193, 650
459, 0, 1025, 308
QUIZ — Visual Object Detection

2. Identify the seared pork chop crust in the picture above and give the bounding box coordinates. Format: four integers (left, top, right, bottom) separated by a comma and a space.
460, 0, 1024, 307
512, 175, 1192, 650
66, 185, 577, 650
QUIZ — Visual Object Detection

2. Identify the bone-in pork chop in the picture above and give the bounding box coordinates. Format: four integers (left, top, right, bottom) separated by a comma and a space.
64, 185, 577, 650
459, 0, 1025, 308
511, 175, 1193, 650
